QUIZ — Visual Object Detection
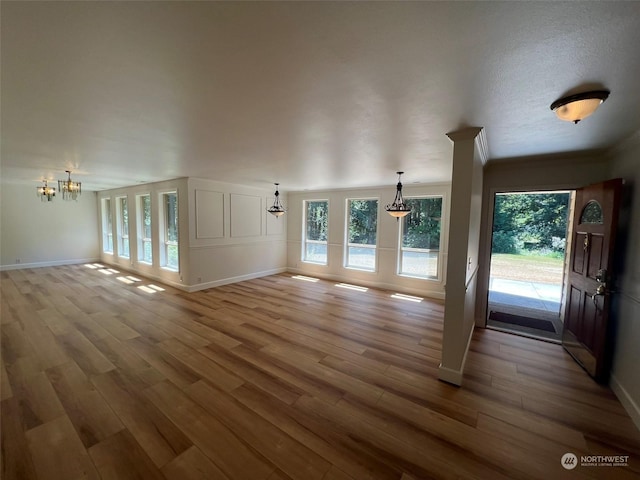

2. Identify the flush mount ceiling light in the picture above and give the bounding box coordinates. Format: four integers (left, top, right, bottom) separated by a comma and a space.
267, 183, 286, 217
36, 179, 56, 202
58, 170, 82, 201
385, 171, 411, 219
550, 90, 610, 124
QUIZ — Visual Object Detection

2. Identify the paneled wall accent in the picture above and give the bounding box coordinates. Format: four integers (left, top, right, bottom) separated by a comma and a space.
195, 190, 224, 239
230, 194, 262, 238
186, 178, 287, 290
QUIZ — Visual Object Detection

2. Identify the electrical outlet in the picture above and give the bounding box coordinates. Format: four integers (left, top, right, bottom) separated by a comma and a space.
15, 258, 21, 264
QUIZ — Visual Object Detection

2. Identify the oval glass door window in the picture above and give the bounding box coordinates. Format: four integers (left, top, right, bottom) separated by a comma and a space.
580, 200, 604, 224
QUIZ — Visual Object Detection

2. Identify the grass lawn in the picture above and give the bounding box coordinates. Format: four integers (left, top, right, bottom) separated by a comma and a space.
490, 253, 564, 284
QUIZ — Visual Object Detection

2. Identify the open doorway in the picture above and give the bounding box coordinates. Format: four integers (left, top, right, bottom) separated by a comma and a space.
487, 190, 572, 342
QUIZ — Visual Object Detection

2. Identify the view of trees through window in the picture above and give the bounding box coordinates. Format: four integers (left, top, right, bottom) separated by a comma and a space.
346, 199, 378, 270
119, 197, 129, 258
492, 192, 570, 256
102, 199, 113, 253
304, 200, 328, 264
164, 192, 179, 270
400, 197, 442, 278
139, 194, 152, 263
488, 191, 571, 313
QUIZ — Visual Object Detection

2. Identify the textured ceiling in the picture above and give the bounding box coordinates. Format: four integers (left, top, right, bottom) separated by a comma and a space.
2, 1, 640, 192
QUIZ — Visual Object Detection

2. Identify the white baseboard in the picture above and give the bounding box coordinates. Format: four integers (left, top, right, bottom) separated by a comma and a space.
0, 258, 100, 271
610, 373, 640, 432
186, 267, 288, 292
438, 323, 475, 387
438, 364, 464, 386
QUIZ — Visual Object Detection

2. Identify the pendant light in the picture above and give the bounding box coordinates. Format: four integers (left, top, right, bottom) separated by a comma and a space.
385, 171, 411, 219
58, 170, 82, 201
267, 183, 286, 217
36, 180, 56, 202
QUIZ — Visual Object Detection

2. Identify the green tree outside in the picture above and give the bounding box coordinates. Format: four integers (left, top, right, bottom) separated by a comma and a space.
492, 192, 570, 255
348, 199, 378, 245
306, 201, 328, 241
403, 197, 442, 250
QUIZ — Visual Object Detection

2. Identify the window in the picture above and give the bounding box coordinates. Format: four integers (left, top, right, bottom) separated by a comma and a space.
346, 199, 378, 271
102, 198, 113, 254
303, 200, 328, 264
162, 192, 179, 270
137, 194, 153, 264
117, 196, 130, 258
399, 196, 443, 279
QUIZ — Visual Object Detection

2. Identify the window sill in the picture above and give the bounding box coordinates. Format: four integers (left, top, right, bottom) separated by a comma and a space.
397, 273, 439, 281
344, 266, 376, 273
301, 260, 328, 266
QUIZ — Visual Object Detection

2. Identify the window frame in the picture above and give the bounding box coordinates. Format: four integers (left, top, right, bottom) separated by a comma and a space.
397, 195, 444, 280
137, 193, 153, 265
344, 197, 379, 272
101, 197, 113, 255
302, 199, 329, 265
116, 195, 130, 259
160, 190, 179, 271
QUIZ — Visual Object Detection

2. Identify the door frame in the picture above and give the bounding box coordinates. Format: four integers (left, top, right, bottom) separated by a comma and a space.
476, 186, 576, 331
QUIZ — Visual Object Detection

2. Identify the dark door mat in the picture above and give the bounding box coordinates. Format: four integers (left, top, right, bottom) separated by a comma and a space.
488, 310, 556, 333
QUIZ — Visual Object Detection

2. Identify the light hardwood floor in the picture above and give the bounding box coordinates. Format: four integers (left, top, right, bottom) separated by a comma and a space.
1, 264, 639, 480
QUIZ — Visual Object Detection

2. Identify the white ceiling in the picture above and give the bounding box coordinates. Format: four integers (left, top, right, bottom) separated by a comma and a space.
2, 1, 640, 192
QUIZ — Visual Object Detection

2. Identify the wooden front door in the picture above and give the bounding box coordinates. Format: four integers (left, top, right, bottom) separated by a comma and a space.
562, 179, 623, 382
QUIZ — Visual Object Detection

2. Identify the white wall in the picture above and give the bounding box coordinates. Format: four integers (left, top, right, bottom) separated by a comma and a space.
97, 177, 287, 291
286, 183, 451, 299
0, 183, 99, 269
607, 131, 640, 430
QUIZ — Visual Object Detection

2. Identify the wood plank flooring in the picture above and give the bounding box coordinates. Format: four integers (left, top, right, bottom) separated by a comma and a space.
1, 264, 639, 479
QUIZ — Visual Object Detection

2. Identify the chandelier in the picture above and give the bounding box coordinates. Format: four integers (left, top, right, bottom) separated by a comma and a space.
58, 170, 82, 201
267, 183, 286, 217
385, 171, 411, 219
36, 180, 56, 202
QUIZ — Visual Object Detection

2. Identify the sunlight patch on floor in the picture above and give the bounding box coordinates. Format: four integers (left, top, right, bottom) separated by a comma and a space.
391, 293, 423, 302
292, 275, 320, 282
335, 283, 368, 292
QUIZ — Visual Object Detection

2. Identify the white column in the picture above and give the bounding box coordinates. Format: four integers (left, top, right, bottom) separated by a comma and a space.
438, 127, 488, 386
